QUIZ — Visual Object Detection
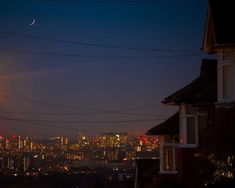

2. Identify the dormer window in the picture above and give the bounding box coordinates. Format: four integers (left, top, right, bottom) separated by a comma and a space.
218, 50, 234, 103
179, 104, 198, 147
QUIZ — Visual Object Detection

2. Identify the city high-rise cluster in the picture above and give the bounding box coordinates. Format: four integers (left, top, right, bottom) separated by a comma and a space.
0, 132, 159, 177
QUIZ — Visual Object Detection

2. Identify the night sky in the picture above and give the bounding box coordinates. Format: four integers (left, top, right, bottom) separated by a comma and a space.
0, 0, 212, 138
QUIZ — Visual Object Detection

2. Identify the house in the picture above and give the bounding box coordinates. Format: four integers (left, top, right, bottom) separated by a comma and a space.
146, 59, 217, 187
202, 0, 235, 129
201, 0, 235, 184
144, 0, 235, 187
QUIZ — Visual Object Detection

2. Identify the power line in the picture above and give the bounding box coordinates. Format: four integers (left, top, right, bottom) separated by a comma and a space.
0, 116, 164, 123
0, 95, 99, 112
0, 47, 201, 59
0, 111, 167, 118
117, 103, 163, 112
26, 122, 98, 133
8, 120, 98, 133
50, 0, 160, 4
0, 94, 163, 113
3, 117, 162, 133
0, 31, 199, 53
0, 111, 101, 133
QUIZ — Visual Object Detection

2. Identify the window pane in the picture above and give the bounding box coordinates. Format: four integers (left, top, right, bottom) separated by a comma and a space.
187, 117, 196, 144
179, 117, 184, 144
223, 65, 232, 99
163, 145, 174, 171
186, 105, 196, 115
222, 51, 231, 61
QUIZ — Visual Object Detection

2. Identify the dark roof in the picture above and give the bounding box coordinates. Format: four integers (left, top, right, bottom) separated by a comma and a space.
146, 112, 179, 136
163, 59, 217, 105
202, 0, 235, 52
210, 0, 235, 45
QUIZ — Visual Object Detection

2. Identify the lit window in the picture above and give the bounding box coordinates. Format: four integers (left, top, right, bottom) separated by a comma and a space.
160, 143, 177, 173
163, 144, 174, 171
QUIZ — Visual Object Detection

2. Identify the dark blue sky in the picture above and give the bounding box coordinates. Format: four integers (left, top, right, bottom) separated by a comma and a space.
0, 0, 213, 138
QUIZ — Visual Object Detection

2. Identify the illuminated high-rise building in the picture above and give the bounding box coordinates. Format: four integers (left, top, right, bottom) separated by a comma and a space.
60, 137, 64, 147
5, 139, 10, 150
7, 156, 14, 169
100, 132, 127, 148
23, 137, 33, 151
18, 135, 22, 150
23, 156, 30, 172
78, 133, 89, 147
64, 137, 68, 145
0, 136, 4, 150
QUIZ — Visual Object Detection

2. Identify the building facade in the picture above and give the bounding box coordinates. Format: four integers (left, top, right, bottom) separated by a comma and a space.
145, 1, 235, 187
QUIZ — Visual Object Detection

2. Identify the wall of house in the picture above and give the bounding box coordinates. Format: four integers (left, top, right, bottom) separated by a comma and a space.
214, 104, 235, 129
217, 50, 235, 103
135, 159, 160, 188
176, 147, 201, 188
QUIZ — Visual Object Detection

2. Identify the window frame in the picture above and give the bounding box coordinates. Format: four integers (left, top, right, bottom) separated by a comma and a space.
159, 142, 178, 174
222, 64, 232, 100
218, 50, 234, 103
179, 104, 199, 148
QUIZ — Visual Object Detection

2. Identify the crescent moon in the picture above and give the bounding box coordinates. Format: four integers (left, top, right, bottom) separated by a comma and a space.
30, 18, 36, 26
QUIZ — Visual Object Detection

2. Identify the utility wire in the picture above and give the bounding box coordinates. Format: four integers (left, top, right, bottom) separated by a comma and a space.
0, 31, 199, 53
0, 47, 201, 59
0, 94, 163, 113
0, 111, 167, 118
26, 122, 98, 133
0, 94, 100, 112
22, 121, 98, 133
117, 103, 163, 112
1, 110, 99, 133
50, 0, 160, 4
0, 116, 164, 123
1, 104, 167, 133
4, 118, 160, 133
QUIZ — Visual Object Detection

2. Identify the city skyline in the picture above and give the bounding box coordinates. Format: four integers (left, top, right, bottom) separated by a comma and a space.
0, 131, 158, 179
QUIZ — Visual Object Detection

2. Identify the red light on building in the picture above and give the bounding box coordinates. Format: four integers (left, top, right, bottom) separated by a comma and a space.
139, 136, 148, 145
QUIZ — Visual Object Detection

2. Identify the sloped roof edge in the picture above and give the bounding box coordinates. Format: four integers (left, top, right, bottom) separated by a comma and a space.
146, 112, 179, 136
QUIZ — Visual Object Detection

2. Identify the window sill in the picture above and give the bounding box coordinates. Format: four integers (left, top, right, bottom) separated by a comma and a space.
215, 102, 235, 108
159, 170, 178, 175
177, 144, 198, 148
